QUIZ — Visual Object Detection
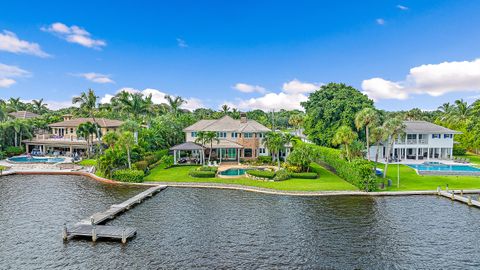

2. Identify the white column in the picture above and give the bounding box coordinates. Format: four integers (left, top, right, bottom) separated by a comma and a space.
415, 148, 418, 160
237, 148, 240, 164
173, 150, 177, 165
220, 148, 223, 163
450, 148, 453, 159
427, 147, 430, 160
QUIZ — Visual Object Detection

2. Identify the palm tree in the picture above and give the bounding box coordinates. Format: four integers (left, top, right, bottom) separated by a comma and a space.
355, 108, 379, 161
332, 126, 358, 161
7, 97, 23, 112
102, 132, 119, 149
77, 122, 96, 158
32, 99, 48, 114
195, 131, 208, 165
288, 114, 304, 136
452, 99, 471, 123
165, 95, 185, 116
221, 104, 230, 115
202, 131, 219, 163
382, 117, 406, 178
118, 131, 135, 169
370, 126, 387, 171
72, 89, 102, 150
264, 131, 285, 169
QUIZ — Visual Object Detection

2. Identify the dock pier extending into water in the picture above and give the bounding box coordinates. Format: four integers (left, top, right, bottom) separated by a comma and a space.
437, 187, 480, 208
63, 185, 167, 243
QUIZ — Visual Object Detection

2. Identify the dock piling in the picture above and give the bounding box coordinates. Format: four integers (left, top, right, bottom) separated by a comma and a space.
62, 223, 68, 241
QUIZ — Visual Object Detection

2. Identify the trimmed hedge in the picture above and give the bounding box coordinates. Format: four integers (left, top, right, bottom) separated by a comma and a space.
290, 172, 318, 179
134, 160, 149, 171
112, 169, 145, 183
246, 170, 275, 179
189, 169, 216, 178
274, 169, 291, 181
311, 143, 376, 191
257, 156, 273, 164
198, 166, 218, 173
5, 146, 23, 157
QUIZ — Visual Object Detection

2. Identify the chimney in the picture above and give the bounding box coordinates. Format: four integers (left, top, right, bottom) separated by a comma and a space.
63, 114, 73, 121
240, 113, 247, 123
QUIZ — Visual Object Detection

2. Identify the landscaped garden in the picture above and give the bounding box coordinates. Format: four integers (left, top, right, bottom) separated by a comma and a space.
143, 163, 357, 191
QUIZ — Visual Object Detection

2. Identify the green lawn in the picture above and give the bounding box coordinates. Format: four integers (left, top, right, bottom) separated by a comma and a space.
380, 164, 480, 191
144, 165, 357, 191
462, 153, 480, 166
78, 159, 97, 166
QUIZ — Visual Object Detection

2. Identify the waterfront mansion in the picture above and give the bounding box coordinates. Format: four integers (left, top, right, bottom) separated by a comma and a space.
368, 120, 461, 162
22, 115, 123, 156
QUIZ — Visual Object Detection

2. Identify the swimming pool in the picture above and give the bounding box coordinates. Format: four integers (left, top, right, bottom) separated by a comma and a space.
7, 156, 65, 163
407, 163, 480, 175
219, 168, 249, 176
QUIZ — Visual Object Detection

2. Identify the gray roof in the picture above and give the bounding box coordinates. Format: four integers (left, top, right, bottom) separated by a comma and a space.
404, 121, 461, 134
49, 118, 123, 128
9, 111, 40, 119
184, 116, 270, 133
170, 142, 204, 151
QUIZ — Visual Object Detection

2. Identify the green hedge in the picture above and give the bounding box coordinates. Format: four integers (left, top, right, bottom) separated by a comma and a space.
134, 160, 149, 171
274, 169, 291, 181
246, 170, 275, 179
290, 172, 318, 179
198, 166, 218, 173
311, 144, 376, 191
112, 169, 145, 183
78, 159, 97, 166
189, 169, 216, 178
5, 146, 23, 157
257, 156, 273, 164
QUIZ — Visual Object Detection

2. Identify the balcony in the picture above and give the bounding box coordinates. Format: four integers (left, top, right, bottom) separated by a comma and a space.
34, 134, 94, 143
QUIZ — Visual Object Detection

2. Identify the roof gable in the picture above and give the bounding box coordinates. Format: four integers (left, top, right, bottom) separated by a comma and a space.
183, 115, 270, 132
48, 118, 124, 128
404, 121, 461, 134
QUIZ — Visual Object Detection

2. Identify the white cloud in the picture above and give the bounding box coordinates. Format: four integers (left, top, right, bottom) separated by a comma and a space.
100, 87, 205, 111
227, 79, 320, 111
361, 58, 480, 101
397, 5, 409, 10
75, 72, 114, 84
232, 83, 266, 93
177, 38, 188, 48
0, 63, 30, 88
282, 79, 321, 94
0, 30, 50, 57
41, 22, 106, 49
376, 18, 386, 25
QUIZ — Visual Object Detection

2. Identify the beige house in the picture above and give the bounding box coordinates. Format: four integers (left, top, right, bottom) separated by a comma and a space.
171, 114, 275, 164
23, 115, 123, 156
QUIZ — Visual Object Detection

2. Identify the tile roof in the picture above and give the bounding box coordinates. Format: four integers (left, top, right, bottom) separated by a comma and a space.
184, 116, 270, 133
49, 118, 124, 128
404, 121, 461, 134
9, 111, 40, 119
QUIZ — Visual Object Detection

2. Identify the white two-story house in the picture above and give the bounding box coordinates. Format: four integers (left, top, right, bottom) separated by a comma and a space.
368, 121, 461, 161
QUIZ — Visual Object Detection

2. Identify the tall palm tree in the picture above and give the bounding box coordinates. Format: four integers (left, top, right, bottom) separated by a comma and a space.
355, 108, 379, 161
332, 125, 358, 162
382, 117, 406, 178
7, 97, 23, 112
264, 131, 286, 169
77, 122, 97, 158
288, 114, 304, 136
370, 126, 388, 171
195, 131, 208, 165
452, 99, 471, 123
202, 131, 219, 163
72, 89, 102, 150
118, 131, 135, 169
165, 95, 185, 116
221, 104, 230, 115
32, 99, 48, 114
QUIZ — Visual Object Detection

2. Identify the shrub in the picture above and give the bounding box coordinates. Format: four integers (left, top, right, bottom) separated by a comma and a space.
78, 159, 97, 167
112, 169, 145, 183
274, 169, 291, 181
246, 170, 275, 179
309, 142, 376, 191
0, 165, 6, 173
308, 163, 323, 175
283, 163, 302, 173
189, 169, 216, 178
453, 146, 467, 156
257, 156, 273, 164
198, 166, 218, 173
144, 155, 157, 166
0, 151, 6, 159
5, 146, 24, 157
155, 149, 169, 160
160, 155, 174, 168
134, 160, 149, 171
290, 172, 318, 179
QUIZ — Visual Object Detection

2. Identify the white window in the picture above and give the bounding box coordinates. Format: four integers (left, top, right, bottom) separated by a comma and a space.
432, 134, 441, 139
244, 133, 253, 138
217, 132, 227, 138
191, 132, 197, 137
259, 148, 266, 154
232, 132, 238, 138
258, 133, 264, 138
444, 134, 453, 139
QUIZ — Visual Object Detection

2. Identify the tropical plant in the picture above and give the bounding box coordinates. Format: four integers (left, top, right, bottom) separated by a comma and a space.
332, 125, 358, 161
382, 117, 406, 178
165, 95, 185, 116
118, 131, 135, 169
355, 107, 379, 160
72, 89, 102, 150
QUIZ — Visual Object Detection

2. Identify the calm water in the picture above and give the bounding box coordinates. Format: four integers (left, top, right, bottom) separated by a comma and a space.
408, 163, 480, 172
1, 175, 480, 269
7, 156, 66, 163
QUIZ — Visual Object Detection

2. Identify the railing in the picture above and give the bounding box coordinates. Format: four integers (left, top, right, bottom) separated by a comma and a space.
34, 134, 93, 142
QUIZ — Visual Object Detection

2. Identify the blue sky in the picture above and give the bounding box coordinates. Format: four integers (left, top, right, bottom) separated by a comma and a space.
1, 0, 480, 111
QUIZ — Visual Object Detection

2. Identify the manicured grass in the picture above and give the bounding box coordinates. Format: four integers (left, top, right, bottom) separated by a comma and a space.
144, 165, 357, 191
78, 159, 97, 166
380, 164, 480, 191
461, 153, 480, 166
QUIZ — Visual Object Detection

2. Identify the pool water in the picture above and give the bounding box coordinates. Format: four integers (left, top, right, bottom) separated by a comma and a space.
219, 168, 248, 176
407, 163, 480, 172
8, 156, 65, 163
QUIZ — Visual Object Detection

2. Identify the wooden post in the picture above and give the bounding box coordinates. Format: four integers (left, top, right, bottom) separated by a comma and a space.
92, 224, 97, 242
468, 196, 472, 206
62, 223, 68, 241
122, 229, 127, 244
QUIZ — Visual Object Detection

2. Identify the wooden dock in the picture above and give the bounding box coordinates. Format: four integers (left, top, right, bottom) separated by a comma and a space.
64, 185, 166, 243
437, 187, 480, 208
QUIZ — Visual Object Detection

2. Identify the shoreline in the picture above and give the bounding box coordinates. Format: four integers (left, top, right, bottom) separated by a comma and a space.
3, 170, 480, 196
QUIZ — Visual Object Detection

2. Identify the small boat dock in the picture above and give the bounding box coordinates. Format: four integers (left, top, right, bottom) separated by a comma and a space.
64, 185, 166, 243
437, 187, 480, 208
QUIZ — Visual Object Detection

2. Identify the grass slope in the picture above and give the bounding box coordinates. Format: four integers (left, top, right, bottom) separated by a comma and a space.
144, 165, 357, 191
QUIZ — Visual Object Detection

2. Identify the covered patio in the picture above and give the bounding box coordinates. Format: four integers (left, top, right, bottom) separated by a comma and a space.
170, 142, 205, 165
